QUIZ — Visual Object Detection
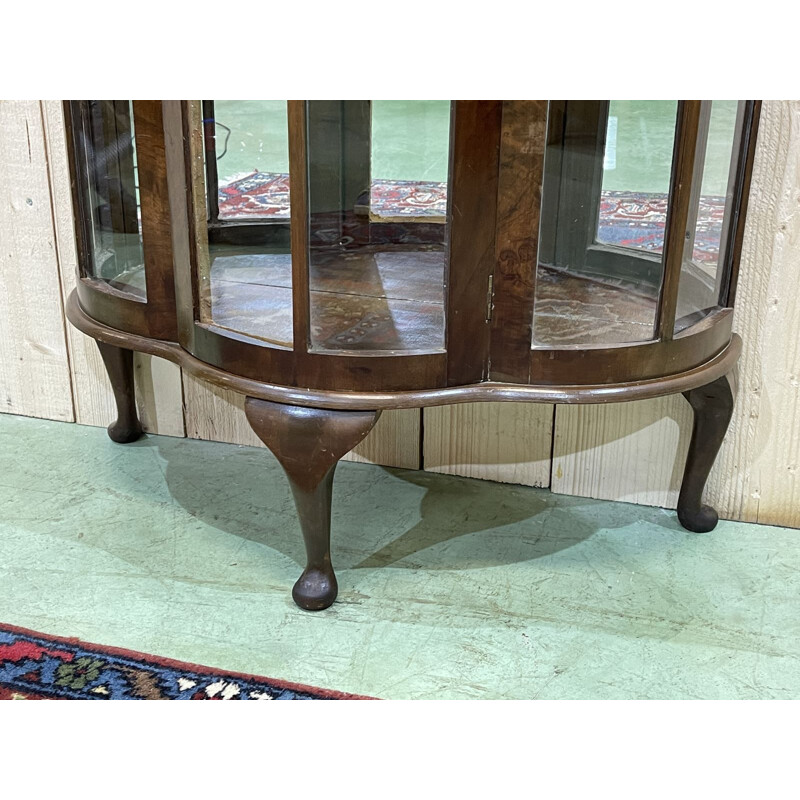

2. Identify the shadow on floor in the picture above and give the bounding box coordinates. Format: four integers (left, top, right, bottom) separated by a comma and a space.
135, 435, 645, 574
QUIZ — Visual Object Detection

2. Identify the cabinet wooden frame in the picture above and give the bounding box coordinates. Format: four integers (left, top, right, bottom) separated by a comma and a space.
68, 99, 761, 396
489, 100, 761, 388
64, 100, 178, 341
162, 100, 505, 393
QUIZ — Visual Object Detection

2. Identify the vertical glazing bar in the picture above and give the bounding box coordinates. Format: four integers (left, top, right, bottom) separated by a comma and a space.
63, 102, 93, 281
721, 101, 761, 309
132, 102, 173, 329
202, 100, 220, 224
287, 100, 310, 353
656, 100, 702, 341
489, 100, 548, 383
182, 101, 212, 326
446, 100, 503, 385
163, 100, 199, 349
682, 101, 713, 266
713, 102, 746, 299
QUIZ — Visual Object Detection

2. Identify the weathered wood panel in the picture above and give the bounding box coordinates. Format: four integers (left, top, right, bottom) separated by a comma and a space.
0, 101, 74, 422
552, 397, 692, 507
42, 100, 185, 437
424, 403, 553, 487
552, 101, 800, 528
183, 374, 421, 469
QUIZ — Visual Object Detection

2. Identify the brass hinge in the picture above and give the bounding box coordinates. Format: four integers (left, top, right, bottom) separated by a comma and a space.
486, 274, 494, 322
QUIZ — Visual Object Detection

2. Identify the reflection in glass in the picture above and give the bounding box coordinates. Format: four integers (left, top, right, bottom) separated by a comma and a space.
307, 101, 450, 352
596, 100, 678, 255
674, 101, 742, 331
73, 100, 145, 298
533, 101, 676, 346
369, 101, 450, 222
209, 100, 290, 221
200, 100, 293, 345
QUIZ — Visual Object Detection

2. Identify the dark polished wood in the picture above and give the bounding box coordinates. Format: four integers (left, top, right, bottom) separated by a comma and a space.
678, 372, 736, 533
655, 100, 702, 340
244, 398, 380, 610
446, 100, 503, 385
287, 100, 310, 352
530, 307, 733, 386
68, 290, 743, 411
95, 340, 143, 443
489, 100, 547, 383
161, 100, 753, 394
201, 99, 220, 224
722, 101, 762, 308
66, 101, 178, 341
162, 100, 196, 354
135, 100, 178, 339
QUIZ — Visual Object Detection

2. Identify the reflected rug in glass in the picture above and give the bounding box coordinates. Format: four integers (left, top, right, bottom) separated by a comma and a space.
217, 172, 725, 265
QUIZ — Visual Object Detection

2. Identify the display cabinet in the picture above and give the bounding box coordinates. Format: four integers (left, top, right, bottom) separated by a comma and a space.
64, 100, 761, 609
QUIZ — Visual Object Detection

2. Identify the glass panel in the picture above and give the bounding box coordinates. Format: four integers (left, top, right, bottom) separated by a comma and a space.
596, 101, 678, 255
200, 101, 292, 346
533, 100, 677, 346
369, 101, 450, 221
74, 101, 145, 298
211, 100, 290, 221
674, 101, 743, 332
307, 101, 449, 352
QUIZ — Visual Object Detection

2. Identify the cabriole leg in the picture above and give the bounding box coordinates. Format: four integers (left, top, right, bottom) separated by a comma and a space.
244, 398, 381, 611
677, 372, 736, 533
95, 340, 143, 444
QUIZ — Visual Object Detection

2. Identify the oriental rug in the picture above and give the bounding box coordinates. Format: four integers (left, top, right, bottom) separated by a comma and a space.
0, 623, 372, 700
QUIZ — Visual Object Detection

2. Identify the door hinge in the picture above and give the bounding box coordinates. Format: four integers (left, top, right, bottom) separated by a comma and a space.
486, 274, 494, 322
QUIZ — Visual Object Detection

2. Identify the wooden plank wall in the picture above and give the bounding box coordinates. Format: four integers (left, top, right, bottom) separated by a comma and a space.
1, 100, 798, 528
0, 101, 74, 422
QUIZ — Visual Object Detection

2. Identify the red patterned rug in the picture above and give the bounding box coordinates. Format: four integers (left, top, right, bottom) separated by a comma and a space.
0, 623, 373, 700
218, 172, 724, 265
218, 173, 447, 220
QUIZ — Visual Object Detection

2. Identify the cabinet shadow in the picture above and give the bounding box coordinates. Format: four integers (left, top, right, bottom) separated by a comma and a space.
148, 437, 614, 573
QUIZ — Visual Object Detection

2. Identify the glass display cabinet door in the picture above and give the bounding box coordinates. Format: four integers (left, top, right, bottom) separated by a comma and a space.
65, 100, 177, 340
192, 99, 453, 352
171, 99, 502, 392
487, 100, 759, 388
673, 101, 747, 332
70, 101, 145, 297
534, 100, 677, 346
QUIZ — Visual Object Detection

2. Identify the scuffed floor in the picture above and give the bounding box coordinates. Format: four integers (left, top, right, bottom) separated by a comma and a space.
1, 413, 798, 699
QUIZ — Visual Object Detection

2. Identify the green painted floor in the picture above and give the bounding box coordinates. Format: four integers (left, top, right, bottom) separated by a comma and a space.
1, 413, 798, 700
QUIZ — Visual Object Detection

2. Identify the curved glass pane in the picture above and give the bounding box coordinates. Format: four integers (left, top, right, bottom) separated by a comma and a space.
533, 100, 677, 346
71, 100, 145, 298
307, 100, 450, 352
198, 100, 293, 345
674, 101, 743, 332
